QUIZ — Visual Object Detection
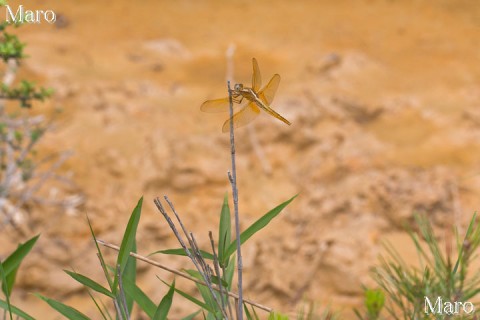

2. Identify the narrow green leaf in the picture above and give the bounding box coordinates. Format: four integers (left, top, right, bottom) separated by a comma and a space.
181, 310, 201, 320
160, 279, 213, 313
244, 304, 253, 320
64, 270, 115, 298
35, 293, 90, 320
113, 197, 143, 294
224, 256, 235, 291
186, 269, 228, 288
225, 195, 297, 258
184, 270, 217, 313
218, 193, 231, 267
151, 248, 214, 260
453, 212, 477, 275
122, 276, 156, 318
0, 299, 34, 320
86, 214, 113, 290
122, 242, 137, 315
2, 234, 39, 276
85, 288, 109, 320
153, 279, 175, 320
3, 267, 17, 298
0, 263, 13, 320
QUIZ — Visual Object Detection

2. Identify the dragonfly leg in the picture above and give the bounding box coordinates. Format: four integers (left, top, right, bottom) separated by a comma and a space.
232, 94, 244, 104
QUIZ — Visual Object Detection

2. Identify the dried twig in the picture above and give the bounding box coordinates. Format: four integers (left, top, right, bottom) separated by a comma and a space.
116, 264, 130, 320
95, 239, 272, 313
227, 81, 244, 320
209, 231, 232, 320
154, 197, 229, 319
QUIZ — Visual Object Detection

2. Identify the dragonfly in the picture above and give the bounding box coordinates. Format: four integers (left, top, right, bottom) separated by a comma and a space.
201, 58, 291, 132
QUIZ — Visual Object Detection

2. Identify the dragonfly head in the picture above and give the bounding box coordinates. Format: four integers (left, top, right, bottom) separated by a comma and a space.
234, 83, 244, 91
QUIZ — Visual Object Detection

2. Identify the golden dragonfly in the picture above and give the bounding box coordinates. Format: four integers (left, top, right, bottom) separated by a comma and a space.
201, 58, 291, 132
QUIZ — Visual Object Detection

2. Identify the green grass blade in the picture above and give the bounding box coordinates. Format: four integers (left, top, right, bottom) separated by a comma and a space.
122, 242, 137, 316
160, 279, 213, 313
122, 276, 156, 318
64, 270, 115, 298
184, 270, 217, 313
0, 299, 34, 320
186, 269, 228, 288
224, 256, 235, 291
225, 195, 297, 258
182, 310, 201, 320
151, 248, 214, 260
218, 193, 231, 267
2, 234, 39, 275
86, 214, 113, 290
244, 304, 253, 320
35, 293, 91, 320
2, 234, 39, 296
153, 279, 175, 320
0, 262, 13, 320
85, 288, 109, 320
113, 197, 143, 294
453, 212, 477, 275
3, 267, 16, 299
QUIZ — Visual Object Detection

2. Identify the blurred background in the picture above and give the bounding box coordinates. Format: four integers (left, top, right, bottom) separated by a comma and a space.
2, 0, 480, 318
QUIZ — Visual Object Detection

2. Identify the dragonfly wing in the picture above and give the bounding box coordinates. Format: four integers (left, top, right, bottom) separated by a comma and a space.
222, 102, 260, 132
258, 74, 280, 106
252, 58, 262, 92
200, 97, 231, 113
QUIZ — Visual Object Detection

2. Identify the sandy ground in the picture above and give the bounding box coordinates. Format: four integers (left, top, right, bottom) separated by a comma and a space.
2, 0, 480, 318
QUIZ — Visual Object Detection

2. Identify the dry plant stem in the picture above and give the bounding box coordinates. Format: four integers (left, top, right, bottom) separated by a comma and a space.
154, 197, 229, 319
222, 264, 235, 319
209, 231, 231, 319
96, 240, 272, 313
227, 81, 244, 320
113, 299, 123, 320
116, 264, 130, 320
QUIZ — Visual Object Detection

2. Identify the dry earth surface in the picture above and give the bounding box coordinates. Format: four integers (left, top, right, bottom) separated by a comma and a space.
2, 0, 480, 318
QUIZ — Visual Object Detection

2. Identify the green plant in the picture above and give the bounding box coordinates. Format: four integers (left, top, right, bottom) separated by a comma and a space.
153, 193, 295, 319
0, 234, 38, 320
357, 213, 480, 320
0, 3, 82, 232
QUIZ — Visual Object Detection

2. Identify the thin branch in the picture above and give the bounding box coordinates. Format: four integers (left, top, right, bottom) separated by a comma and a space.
95, 239, 272, 313
154, 197, 228, 319
209, 231, 229, 319
116, 264, 130, 320
227, 81, 244, 320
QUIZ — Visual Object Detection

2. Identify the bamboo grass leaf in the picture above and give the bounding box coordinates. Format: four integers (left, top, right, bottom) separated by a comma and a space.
113, 197, 143, 294
87, 215, 113, 290
218, 193, 231, 267
151, 248, 214, 260
0, 263, 13, 320
122, 276, 156, 318
182, 310, 201, 320
225, 195, 297, 258
160, 279, 213, 313
35, 293, 91, 320
0, 299, 34, 320
2, 234, 39, 296
64, 270, 115, 298
184, 270, 217, 312
153, 279, 175, 320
